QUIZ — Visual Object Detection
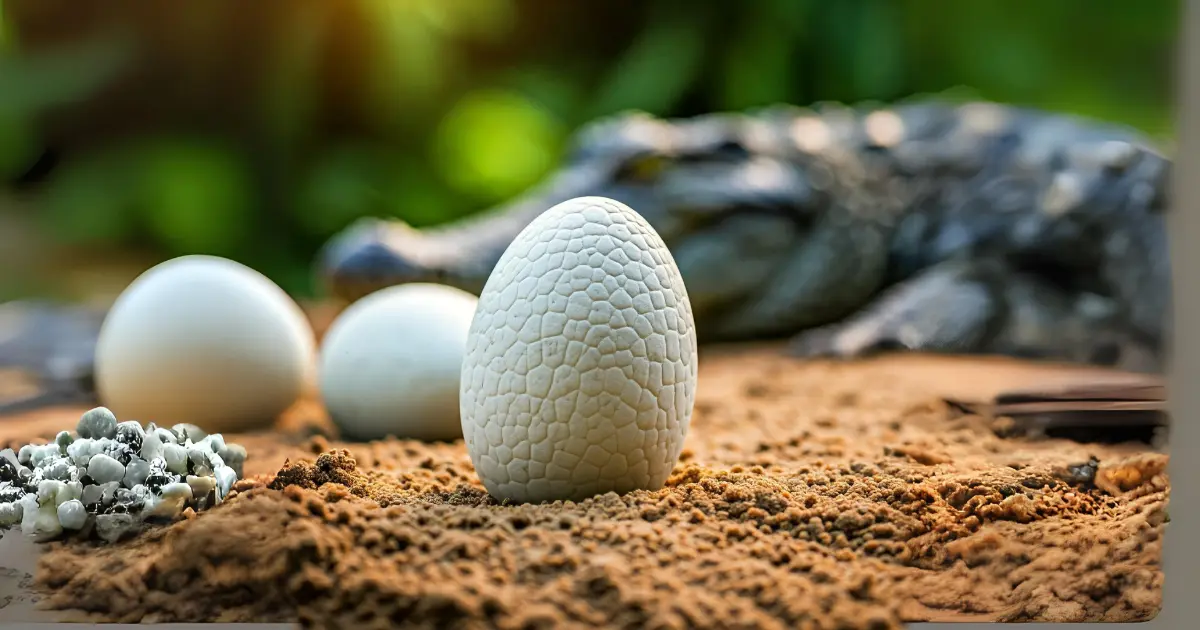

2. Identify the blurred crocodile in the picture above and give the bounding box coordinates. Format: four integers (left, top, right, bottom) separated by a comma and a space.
319, 100, 1172, 372
0, 99, 1175, 415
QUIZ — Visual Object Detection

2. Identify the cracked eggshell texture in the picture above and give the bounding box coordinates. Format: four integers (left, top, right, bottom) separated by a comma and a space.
460, 196, 698, 504
94, 255, 316, 434
318, 283, 479, 441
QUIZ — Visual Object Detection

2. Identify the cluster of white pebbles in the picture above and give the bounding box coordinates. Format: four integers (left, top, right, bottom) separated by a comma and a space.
0, 407, 246, 543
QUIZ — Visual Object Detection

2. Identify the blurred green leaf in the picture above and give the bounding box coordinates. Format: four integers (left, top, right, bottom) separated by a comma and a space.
359, 0, 455, 129
134, 139, 254, 256
0, 1, 11, 53
294, 144, 392, 236
0, 107, 36, 180
847, 0, 905, 97
432, 89, 566, 202
40, 149, 139, 246
587, 9, 709, 118
718, 5, 801, 110
505, 67, 586, 124
380, 159, 456, 227
257, 0, 326, 148
0, 30, 134, 113
419, 0, 517, 42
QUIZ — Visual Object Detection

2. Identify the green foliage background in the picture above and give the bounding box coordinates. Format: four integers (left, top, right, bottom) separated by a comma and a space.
0, 0, 1179, 300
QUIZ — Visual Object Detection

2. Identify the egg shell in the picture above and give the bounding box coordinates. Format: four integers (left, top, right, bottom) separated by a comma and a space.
319, 283, 479, 441
460, 196, 699, 504
94, 255, 315, 433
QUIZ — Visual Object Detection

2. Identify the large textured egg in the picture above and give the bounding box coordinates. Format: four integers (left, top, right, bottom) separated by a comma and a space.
94, 255, 316, 433
318, 283, 479, 441
460, 196, 699, 504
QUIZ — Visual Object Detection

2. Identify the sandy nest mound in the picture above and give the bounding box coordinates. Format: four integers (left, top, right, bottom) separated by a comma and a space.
0, 342, 1167, 629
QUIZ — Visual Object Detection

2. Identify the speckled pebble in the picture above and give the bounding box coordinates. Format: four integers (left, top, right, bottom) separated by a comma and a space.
94, 513, 136, 544
42, 457, 75, 481
77, 407, 118, 440
115, 421, 145, 445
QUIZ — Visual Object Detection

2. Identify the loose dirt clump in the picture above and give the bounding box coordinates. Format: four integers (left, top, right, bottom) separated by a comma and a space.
1, 346, 1167, 628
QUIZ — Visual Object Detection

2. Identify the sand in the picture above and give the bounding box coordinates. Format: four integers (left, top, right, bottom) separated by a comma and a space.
0, 343, 1167, 628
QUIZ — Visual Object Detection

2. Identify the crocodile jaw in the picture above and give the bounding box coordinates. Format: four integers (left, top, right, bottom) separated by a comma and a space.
316, 164, 631, 302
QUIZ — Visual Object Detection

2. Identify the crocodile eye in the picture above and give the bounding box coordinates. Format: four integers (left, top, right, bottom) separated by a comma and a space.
616, 154, 671, 182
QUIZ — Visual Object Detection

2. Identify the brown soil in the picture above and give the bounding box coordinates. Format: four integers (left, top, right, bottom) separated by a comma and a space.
0, 344, 1167, 629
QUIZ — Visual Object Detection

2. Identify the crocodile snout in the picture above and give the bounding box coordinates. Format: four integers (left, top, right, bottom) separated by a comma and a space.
317, 218, 442, 301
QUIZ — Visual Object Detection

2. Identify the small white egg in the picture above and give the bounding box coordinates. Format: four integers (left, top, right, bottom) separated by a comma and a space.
94, 255, 315, 433
318, 283, 479, 441
460, 196, 699, 504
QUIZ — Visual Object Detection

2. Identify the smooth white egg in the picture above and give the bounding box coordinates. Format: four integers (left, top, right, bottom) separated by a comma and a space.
94, 255, 315, 433
460, 196, 699, 504
319, 283, 479, 441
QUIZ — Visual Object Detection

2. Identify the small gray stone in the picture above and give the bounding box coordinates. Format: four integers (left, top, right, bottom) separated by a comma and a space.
114, 486, 140, 504
67, 438, 96, 467
214, 466, 237, 499
186, 450, 213, 477
94, 513, 136, 543
186, 475, 217, 503
140, 431, 164, 461
16, 494, 37, 523
218, 444, 247, 478
77, 407, 118, 440
29, 444, 60, 468
0, 501, 22, 526
159, 482, 192, 501
42, 457, 74, 481
152, 427, 178, 445
80, 484, 104, 506
22, 497, 62, 541
98, 481, 121, 506
99, 439, 132, 462
55, 431, 73, 454
172, 424, 207, 444
147, 483, 193, 519
122, 456, 151, 489
162, 444, 188, 475
0, 448, 21, 470
36, 479, 65, 504
198, 434, 226, 453
86, 454, 126, 485
57, 500, 87, 530
17, 444, 33, 465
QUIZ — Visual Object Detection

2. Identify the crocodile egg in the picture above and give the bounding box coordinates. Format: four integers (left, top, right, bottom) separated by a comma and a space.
318, 283, 479, 441
95, 255, 316, 433
460, 196, 699, 504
